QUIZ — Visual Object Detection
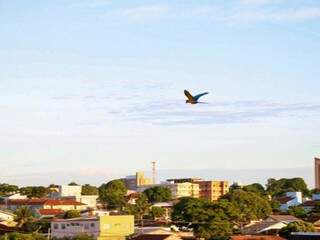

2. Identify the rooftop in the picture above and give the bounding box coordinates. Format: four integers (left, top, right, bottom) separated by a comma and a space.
7, 198, 86, 206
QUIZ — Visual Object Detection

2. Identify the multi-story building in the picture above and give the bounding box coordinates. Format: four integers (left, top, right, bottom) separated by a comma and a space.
166, 177, 203, 184
166, 182, 200, 199
122, 172, 153, 190
315, 157, 320, 189
51, 215, 134, 240
198, 180, 229, 201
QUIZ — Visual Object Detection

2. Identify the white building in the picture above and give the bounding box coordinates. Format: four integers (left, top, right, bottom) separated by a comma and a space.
59, 185, 82, 198
51, 217, 99, 239
0, 210, 15, 221
50, 215, 134, 240
277, 192, 302, 212
51, 185, 98, 209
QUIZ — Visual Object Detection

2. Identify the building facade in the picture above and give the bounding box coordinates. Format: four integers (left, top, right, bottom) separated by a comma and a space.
51, 215, 134, 240
6, 199, 86, 212
198, 181, 229, 201
166, 182, 199, 199
123, 172, 153, 190
315, 157, 320, 189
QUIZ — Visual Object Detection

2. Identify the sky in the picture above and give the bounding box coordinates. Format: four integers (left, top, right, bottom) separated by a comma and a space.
0, 0, 320, 186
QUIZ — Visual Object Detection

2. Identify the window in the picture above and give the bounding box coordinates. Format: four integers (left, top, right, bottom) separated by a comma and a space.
61, 224, 66, 230
84, 223, 89, 230
91, 223, 95, 228
53, 224, 59, 230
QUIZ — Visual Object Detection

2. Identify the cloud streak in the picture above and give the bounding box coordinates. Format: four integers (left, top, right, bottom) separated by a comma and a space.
103, 2, 320, 23
117, 5, 170, 18
110, 99, 320, 125
229, 8, 320, 22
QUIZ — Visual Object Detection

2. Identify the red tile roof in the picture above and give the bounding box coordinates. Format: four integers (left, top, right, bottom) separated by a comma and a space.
132, 234, 172, 240
267, 214, 300, 222
44, 199, 85, 206
38, 209, 64, 216
231, 236, 286, 240
275, 196, 294, 204
7, 199, 47, 205
300, 200, 320, 207
7, 198, 85, 206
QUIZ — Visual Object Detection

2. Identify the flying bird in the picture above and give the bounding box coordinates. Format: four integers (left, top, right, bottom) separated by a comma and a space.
184, 90, 209, 104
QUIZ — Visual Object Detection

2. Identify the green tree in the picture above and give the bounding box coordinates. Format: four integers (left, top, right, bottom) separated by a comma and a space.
72, 233, 95, 240
243, 183, 265, 195
81, 184, 98, 195
143, 186, 172, 203
68, 182, 79, 186
288, 206, 306, 218
0, 232, 47, 240
279, 221, 315, 239
311, 201, 320, 214
99, 180, 127, 209
14, 207, 34, 228
266, 178, 309, 197
171, 197, 233, 239
221, 189, 272, 226
270, 199, 280, 212
0, 183, 19, 195
125, 194, 150, 226
64, 210, 81, 219
133, 194, 150, 226
19, 186, 48, 198
149, 206, 166, 220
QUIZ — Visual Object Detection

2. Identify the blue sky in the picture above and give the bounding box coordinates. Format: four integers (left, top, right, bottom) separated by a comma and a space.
0, 0, 320, 186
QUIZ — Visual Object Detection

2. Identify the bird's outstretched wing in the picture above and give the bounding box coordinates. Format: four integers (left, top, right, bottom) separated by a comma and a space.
184, 90, 194, 101
194, 92, 209, 101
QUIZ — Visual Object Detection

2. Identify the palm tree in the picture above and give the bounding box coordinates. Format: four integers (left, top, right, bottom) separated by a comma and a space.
14, 206, 34, 228
135, 194, 150, 227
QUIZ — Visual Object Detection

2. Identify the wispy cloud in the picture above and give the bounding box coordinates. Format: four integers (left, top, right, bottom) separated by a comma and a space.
239, 0, 280, 6
118, 5, 170, 18
109, 99, 320, 125
67, 0, 112, 9
230, 7, 320, 22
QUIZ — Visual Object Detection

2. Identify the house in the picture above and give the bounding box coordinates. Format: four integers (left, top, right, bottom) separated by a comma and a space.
6, 198, 87, 212
299, 200, 320, 213
133, 227, 195, 240
152, 202, 174, 220
132, 234, 183, 240
0, 193, 27, 208
231, 236, 286, 240
265, 215, 300, 224
37, 209, 64, 218
275, 192, 302, 212
242, 221, 287, 235
304, 214, 320, 231
50, 215, 134, 240
127, 192, 140, 205
0, 221, 18, 235
50, 185, 98, 209
289, 232, 320, 240
0, 210, 15, 221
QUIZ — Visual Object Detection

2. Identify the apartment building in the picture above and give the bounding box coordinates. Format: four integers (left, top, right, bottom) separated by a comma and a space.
166, 182, 200, 199
198, 180, 229, 201
51, 215, 134, 240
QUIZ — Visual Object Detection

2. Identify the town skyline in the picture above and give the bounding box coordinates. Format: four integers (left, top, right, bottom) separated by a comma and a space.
1, 0, 320, 184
